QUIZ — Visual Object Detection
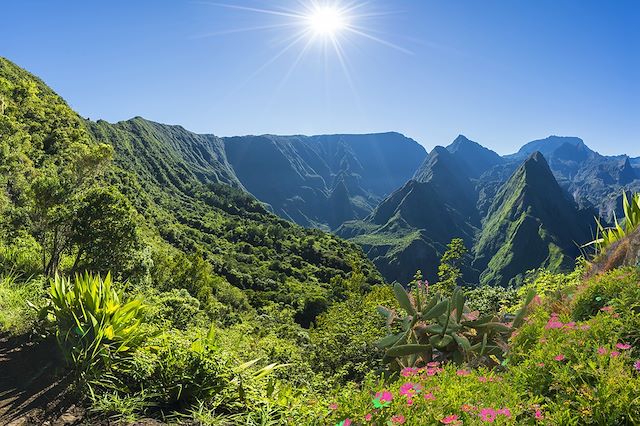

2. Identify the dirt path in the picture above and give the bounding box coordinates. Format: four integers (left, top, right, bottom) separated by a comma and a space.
0, 333, 83, 425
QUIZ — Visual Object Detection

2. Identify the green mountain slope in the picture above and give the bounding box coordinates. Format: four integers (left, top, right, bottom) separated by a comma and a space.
0, 57, 382, 326
473, 152, 593, 287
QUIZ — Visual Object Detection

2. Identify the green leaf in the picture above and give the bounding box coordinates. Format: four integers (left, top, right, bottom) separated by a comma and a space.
393, 283, 416, 316
386, 344, 432, 357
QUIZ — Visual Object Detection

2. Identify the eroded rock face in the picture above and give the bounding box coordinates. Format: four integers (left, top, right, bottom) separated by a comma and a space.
588, 228, 640, 276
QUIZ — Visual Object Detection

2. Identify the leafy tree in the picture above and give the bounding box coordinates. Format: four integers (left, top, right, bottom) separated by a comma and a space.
70, 186, 139, 277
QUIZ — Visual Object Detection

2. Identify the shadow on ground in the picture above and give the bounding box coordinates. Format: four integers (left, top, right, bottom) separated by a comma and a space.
0, 333, 82, 425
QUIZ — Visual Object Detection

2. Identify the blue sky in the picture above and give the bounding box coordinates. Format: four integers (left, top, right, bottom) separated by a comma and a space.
2, 0, 638, 155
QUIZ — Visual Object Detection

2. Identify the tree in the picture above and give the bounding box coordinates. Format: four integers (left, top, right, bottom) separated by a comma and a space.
436, 238, 468, 293
70, 186, 139, 277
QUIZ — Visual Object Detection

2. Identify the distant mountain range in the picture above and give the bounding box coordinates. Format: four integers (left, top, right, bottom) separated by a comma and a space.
86, 119, 639, 287
4, 56, 638, 290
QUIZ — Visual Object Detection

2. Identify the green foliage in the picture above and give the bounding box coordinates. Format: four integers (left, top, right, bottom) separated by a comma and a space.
40, 273, 148, 381
436, 238, 468, 293
588, 192, 640, 253
310, 285, 396, 384
376, 282, 535, 369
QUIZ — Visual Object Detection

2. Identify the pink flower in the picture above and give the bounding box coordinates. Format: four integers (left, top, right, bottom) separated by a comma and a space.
545, 316, 564, 329
536, 362, 545, 367
478, 376, 488, 382
406, 398, 414, 406
597, 347, 608, 355
423, 392, 436, 401
374, 390, 393, 403
427, 361, 440, 367
479, 408, 497, 422
441, 414, 459, 424
534, 409, 544, 420
616, 343, 632, 350
337, 420, 352, 426
498, 408, 512, 418
461, 404, 475, 412
580, 325, 591, 330
391, 414, 405, 424
329, 403, 339, 410
634, 360, 640, 371
600, 306, 613, 312
456, 369, 470, 376
401, 367, 418, 377
364, 413, 372, 422
563, 321, 576, 329
554, 354, 566, 361
610, 351, 620, 357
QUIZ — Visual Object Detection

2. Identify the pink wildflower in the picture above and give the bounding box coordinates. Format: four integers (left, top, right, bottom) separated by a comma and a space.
423, 392, 436, 401
399, 382, 418, 396
456, 369, 471, 376
536, 362, 545, 367
401, 367, 417, 377
545, 315, 564, 329
374, 390, 393, 403
364, 413, 372, 422
337, 420, 352, 426
329, 403, 338, 410
600, 306, 613, 312
391, 414, 405, 424
616, 343, 632, 350
610, 351, 620, 358
427, 361, 440, 367
406, 398, 414, 406
498, 408, 512, 418
634, 360, 640, 371
461, 404, 474, 412
563, 321, 576, 329
441, 414, 459, 424
479, 408, 497, 422
478, 376, 488, 382
597, 347, 608, 355
534, 409, 544, 420
554, 354, 566, 361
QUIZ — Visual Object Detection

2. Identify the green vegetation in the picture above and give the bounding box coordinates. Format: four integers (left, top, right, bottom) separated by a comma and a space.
589, 192, 640, 253
1, 57, 639, 425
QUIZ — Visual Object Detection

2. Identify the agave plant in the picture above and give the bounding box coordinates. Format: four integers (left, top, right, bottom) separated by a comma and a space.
376, 282, 534, 370
587, 192, 640, 254
36, 272, 148, 380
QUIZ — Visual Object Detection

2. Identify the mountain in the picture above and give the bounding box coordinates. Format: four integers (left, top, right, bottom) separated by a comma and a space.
339, 139, 596, 286
0, 57, 382, 326
511, 137, 640, 221
222, 133, 427, 229
474, 152, 593, 287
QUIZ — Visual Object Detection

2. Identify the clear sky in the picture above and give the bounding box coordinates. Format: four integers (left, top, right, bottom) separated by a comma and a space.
1, 0, 638, 155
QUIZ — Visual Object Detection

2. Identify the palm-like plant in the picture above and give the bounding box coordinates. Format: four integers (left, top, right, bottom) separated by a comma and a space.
38, 272, 147, 380
587, 192, 640, 253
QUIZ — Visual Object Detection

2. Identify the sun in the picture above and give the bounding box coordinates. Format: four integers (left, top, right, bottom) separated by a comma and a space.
306, 6, 348, 38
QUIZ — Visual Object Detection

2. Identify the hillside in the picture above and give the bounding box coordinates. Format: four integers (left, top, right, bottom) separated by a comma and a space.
0, 57, 382, 327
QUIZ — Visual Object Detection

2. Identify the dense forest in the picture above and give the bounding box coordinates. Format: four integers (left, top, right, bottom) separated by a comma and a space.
1, 56, 640, 425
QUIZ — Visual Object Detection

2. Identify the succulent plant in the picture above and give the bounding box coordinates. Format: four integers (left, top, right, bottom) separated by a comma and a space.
375, 281, 535, 370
